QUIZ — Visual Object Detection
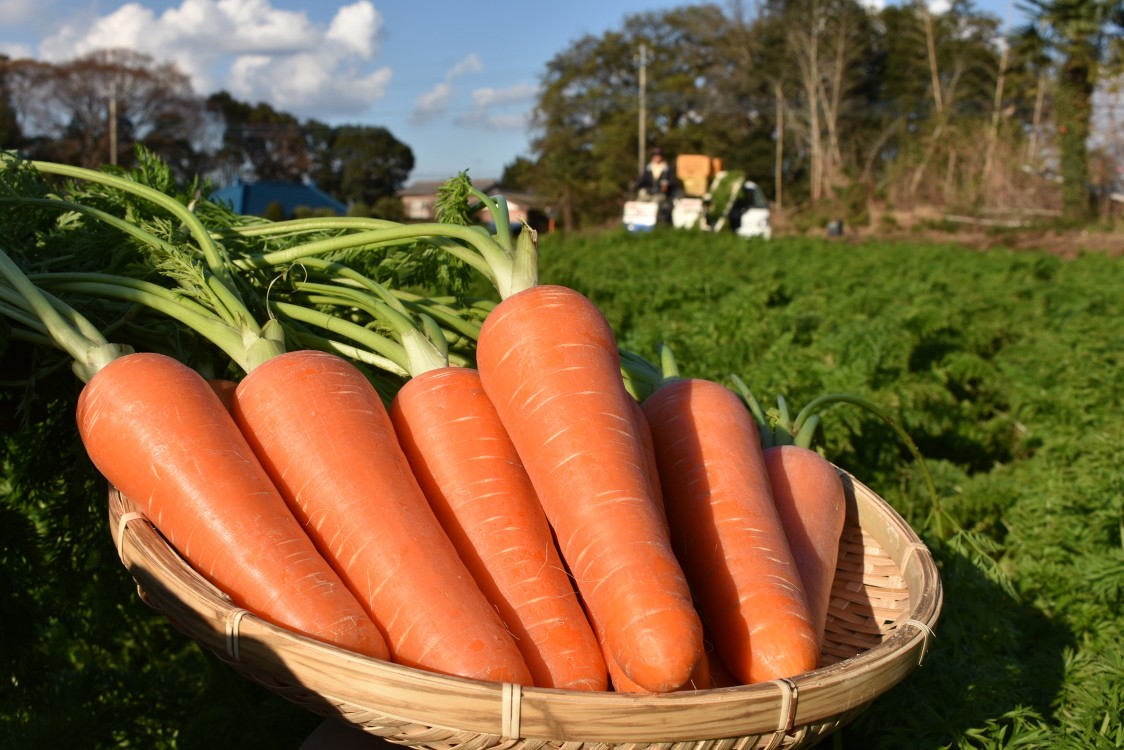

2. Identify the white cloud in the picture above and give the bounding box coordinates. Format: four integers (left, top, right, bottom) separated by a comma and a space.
471, 84, 539, 108
448, 53, 483, 79
411, 82, 454, 124
31, 0, 390, 119
455, 83, 539, 130
0, 41, 34, 59
409, 53, 485, 124
326, 1, 383, 59
230, 49, 392, 115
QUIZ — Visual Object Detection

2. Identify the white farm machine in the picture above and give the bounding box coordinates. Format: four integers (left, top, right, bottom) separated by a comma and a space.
623, 154, 772, 240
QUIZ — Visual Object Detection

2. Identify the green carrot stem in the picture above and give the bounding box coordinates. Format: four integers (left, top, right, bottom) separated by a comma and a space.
268, 300, 410, 376
395, 297, 483, 343
468, 186, 513, 252
239, 221, 535, 299
792, 414, 821, 449
0, 291, 48, 333
219, 215, 400, 238
268, 258, 410, 317
789, 392, 939, 516
32, 278, 264, 373
32, 272, 218, 320
0, 249, 131, 381
289, 331, 406, 379
289, 286, 448, 377
657, 342, 681, 380
729, 374, 772, 447
238, 224, 498, 287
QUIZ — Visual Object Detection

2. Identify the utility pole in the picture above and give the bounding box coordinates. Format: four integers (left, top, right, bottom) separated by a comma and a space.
108, 95, 118, 166
638, 43, 647, 176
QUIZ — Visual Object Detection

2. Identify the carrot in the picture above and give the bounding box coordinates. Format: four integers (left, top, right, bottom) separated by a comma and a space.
603, 400, 716, 693
231, 349, 532, 684
641, 376, 819, 684
389, 365, 607, 690
726, 377, 945, 667
80, 354, 390, 658
603, 630, 713, 693
763, 445, 846, 650
476, 284, 704, 693
0, 248, 389, 659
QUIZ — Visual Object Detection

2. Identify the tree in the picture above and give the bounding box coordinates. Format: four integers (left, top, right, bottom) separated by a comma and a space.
205, 92, 310, 183
891, 0, 1005, 203
530, 4, 737, 228
5, 49, 204, 170
1018, 0, 1124, 219
309, 124, 414, 208
500, 156, 543, 193
701, 0, 778, 193
748, 0, 893, 212
0, 56, 23, 149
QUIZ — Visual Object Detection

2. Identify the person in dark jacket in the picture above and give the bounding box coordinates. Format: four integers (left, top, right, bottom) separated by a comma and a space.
635, 147, 677, 224
635, 147, 677, 197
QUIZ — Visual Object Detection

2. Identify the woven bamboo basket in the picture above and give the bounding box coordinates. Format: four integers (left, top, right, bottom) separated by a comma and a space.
108, 468, 942, 750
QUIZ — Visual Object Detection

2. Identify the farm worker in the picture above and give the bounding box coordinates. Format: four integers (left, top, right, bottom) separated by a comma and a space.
636, 147, 677, 198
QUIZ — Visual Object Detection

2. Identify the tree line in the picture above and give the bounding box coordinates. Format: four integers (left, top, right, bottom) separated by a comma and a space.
508, 0, 1123, 230
3, 0, 1122, 231
0, 48, 413, 220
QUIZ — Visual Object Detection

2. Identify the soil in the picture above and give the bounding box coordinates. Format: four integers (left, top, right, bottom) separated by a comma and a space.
852, 225, 1124, 259
776, 208, 1124, 259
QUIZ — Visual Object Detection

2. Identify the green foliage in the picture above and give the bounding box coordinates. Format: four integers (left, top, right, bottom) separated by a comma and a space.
1015, 0, 1124, 220
538, 229, 1124, 748
309, 124, 415, 208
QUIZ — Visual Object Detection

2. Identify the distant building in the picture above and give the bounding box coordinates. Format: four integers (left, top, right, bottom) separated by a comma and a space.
399, 179, 556, 233
399, 179, 501, 223
211, 178, 347, 218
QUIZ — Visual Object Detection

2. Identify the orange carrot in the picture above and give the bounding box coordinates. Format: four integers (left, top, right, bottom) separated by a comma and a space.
77, 352, 388, 659
389, 366, 607, 690
603, 633, 713, 693
763, 445, 846, 650
476, 284, 703, 693
641, 377, 819, 684
601, 400, 714, 693
231, 349, 532, 684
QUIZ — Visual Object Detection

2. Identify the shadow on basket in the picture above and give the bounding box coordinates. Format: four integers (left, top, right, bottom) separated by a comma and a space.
108, 468, 942, 750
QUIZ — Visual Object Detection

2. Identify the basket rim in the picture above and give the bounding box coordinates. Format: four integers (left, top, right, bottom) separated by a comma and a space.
108, 467, 943, 744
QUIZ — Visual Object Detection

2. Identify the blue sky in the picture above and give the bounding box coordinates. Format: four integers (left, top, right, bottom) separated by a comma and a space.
1, 0, 1021, 185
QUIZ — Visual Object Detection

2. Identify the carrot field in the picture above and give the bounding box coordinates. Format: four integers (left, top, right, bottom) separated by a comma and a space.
3, 225, 1123, 748
539, 230, 1124, 749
